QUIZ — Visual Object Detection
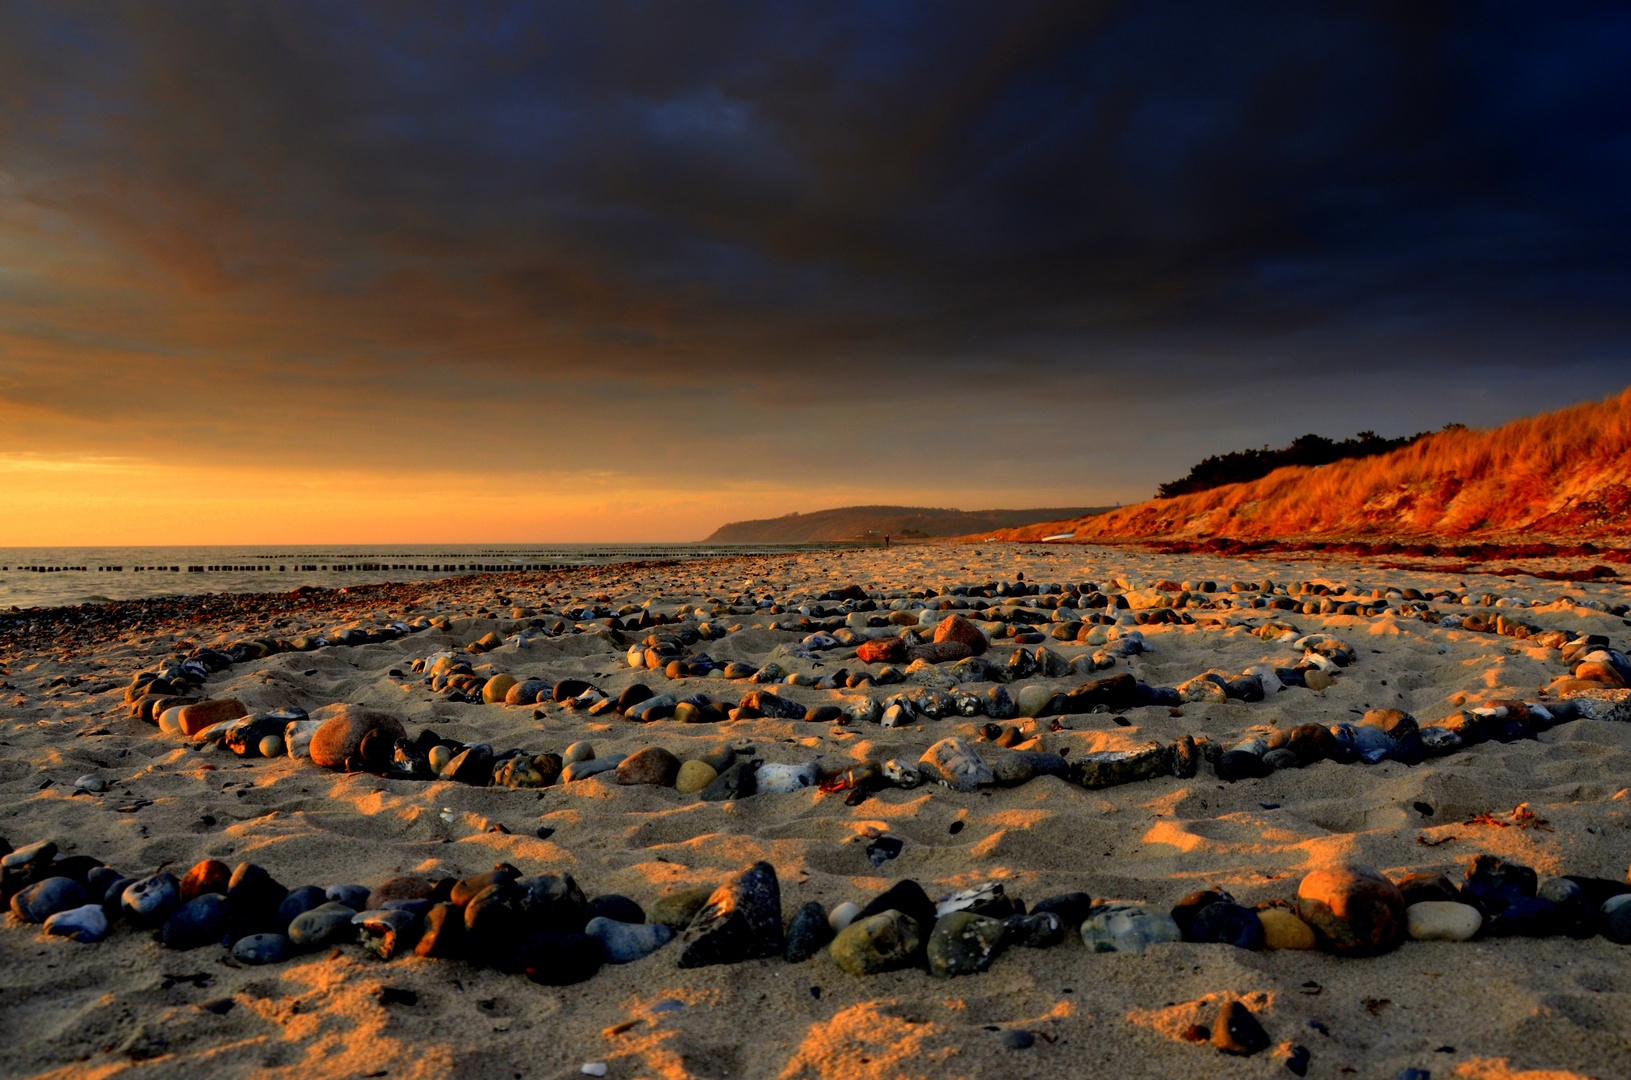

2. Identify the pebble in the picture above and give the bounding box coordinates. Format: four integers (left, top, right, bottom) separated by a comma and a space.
414, 903, 463, 958
562, 754, 626, 783
122, 873, 182, 928
1001, 911, 1064, 949
828, 901, 862, 933
355, 908, 420, 958
1030, 892, 1094, 928
10, 877, 89, 924
43, 903, 109, 942
927, 911, 1007, 977
180, 859, 232, 902
1295, 865, 1405, 955
309, 706, 405, 769
830, 910, 922, 975
677, 861, 783, 967
699, 759, 756, 801
1405, 901, 1482, 942
1212, 998, 1270, 1055
427, 744, 453, 773
674, 760, 718, 793
1187, 902, 1265, 949
649, 887, 713, 931
587, 894, 644, 924
1257, 908, 1315, 950
918, 737, 995, 792
564, 741, 596, 764
785, 901, 834, 962
1600, 894, 1631, 944
161, 893, 230, 950
858, 880, 937, 932
73, 774, 106, 793
615, 746, 680, 786
287, 901, 360, 948
586, 916, 674, 963
755, 761, 819, 794
999, 1029, 1035, 1050
519, 931, 604, 985
232, 932, 289, 964
327, 883, 373, 910
1080, 904, 1181, 954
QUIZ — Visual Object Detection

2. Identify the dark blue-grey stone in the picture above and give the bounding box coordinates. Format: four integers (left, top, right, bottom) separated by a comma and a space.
586, 894, 644, 925
677, 861, 783, 968
232, 933, 289, 964
326, 884, 372, 910
10, 877, 88, 924
585, 917, 674, 963
277, 885, 329, 928
519, 931, 603, 985
1002, 912, 1064, 948
1187, 902, 1265, 949
287, 901, 359, 948
162, 893, 230, 950
784, 901, 833, 962
1030, 892, 1093, 927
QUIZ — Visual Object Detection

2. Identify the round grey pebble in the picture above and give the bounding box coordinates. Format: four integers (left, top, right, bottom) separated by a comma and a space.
999, 1029, 1035, 1050
232, 933, 289, 965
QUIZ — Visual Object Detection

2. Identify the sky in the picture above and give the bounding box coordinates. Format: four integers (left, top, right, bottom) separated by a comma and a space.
1, 1, 1629, 544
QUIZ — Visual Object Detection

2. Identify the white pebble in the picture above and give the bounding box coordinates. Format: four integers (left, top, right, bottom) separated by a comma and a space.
581, 1064, 608, 1077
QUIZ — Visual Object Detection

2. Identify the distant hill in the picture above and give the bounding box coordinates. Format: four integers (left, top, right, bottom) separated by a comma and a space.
706, 505, 1111, 543
981, 387, 1631, 544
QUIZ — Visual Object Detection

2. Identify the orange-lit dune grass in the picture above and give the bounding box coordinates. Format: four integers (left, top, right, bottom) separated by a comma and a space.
990, 386, 1631, 544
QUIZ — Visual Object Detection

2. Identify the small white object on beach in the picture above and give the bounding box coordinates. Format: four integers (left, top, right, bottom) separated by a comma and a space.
581, 1063, 608, 1077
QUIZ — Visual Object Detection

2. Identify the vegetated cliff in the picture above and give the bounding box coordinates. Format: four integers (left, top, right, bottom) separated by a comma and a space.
985, 387, 1631, 544
707, 505, 1109, 543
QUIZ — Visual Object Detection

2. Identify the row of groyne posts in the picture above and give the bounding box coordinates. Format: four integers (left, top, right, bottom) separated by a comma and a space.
2, 549, 800, 576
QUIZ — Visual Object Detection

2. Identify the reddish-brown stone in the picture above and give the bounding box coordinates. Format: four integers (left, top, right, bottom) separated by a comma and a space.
933, 614, 989, 656
856, 637, 908, 664
179, 859, 232, 902
177, 698, 248, 737
1295, 865, 1404, 955
309, 706, 407, 769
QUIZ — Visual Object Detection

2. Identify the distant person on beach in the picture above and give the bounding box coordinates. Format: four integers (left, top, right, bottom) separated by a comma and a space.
884, 534, 891, 548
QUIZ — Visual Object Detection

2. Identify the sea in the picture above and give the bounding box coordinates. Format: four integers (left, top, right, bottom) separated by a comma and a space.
0, 544, 841, 611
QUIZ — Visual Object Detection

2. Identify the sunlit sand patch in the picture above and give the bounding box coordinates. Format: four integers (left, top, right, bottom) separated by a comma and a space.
777, 1001, 962, 1080
1126, 991, 1274, 1043
1453, 1059, 1600, 1080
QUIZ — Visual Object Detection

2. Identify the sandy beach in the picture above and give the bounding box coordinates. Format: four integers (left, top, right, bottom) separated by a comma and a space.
3, 543, 1630, 1080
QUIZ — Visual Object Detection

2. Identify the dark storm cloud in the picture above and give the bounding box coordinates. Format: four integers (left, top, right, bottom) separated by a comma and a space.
0, 0, 1628, 496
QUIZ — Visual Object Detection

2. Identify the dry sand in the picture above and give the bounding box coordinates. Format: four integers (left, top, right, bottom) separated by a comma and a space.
3, 544, 1630, 1080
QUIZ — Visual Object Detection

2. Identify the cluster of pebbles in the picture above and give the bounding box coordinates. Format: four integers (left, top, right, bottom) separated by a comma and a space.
113, 570, 1631, 805
6, 827, 1631, 1077
5, 547, 1631, 1077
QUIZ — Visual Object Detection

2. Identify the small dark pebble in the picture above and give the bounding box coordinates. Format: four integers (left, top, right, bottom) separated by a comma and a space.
999, 1030, 1034, 1049
1396, 1070, 1431, 1080
810, 986, 821, 999
200, 998, 235, 1015
378, 987, 418, 1006
1435, 1046, 1455, 1053
535, 826, 556, 841
1259, 803, 1280, 811
1309, 1020, 1329, 1036
1413, 801, 1434, 816
949, 821, 964, 835
1112, 716, 1131, 727
866, 836, 903, 867
1286, 1044, 1310, 1076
